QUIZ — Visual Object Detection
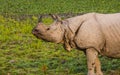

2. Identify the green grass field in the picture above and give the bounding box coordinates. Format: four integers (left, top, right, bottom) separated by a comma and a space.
0, 0, 120, 15
0, 0, 120, 75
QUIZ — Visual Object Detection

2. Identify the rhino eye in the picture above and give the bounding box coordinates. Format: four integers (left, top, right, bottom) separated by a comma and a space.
47, 28, 50, 30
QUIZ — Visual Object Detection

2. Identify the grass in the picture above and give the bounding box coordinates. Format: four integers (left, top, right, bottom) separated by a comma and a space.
0, 0, 120, 15
0, 0, 120, 75
0, 15, 120, 75
0, 15, 86, 75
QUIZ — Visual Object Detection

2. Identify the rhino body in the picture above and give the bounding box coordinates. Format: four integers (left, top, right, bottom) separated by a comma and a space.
32, 13, 120, 75
68, 13, 120, 58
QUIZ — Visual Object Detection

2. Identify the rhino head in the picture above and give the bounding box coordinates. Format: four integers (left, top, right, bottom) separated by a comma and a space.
32, 15, 65, 44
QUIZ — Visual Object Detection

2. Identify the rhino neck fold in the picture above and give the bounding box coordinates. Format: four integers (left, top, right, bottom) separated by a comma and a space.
62, 20, 77, 51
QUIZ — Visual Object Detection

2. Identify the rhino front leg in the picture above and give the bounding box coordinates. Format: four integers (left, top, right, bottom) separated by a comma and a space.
86, 48, 98, 75
95, 58, 103, 75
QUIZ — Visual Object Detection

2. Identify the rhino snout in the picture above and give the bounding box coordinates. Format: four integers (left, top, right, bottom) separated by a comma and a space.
32, 28, 45, 36
32, 28, 39, 35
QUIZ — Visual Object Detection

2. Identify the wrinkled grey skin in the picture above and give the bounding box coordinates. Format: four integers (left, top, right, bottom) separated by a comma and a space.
32, 13, 120, 75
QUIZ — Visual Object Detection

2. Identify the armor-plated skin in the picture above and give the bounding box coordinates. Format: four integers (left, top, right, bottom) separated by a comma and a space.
32, 13, 120, 75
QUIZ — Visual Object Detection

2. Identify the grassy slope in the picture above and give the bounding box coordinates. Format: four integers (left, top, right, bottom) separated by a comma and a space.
0, 0, 120, 75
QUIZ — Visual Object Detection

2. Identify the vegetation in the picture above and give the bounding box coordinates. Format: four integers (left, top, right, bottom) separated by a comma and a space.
0, 0, 120, 75
0, 0, 120, 15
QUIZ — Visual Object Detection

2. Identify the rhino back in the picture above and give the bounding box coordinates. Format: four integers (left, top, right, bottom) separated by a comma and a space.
96, 13, 120, 58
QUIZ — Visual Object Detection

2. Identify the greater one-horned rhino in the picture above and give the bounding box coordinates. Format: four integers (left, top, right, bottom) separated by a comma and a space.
32, 13, 120, 75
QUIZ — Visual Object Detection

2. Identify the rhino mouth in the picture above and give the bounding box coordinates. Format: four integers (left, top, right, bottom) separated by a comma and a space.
32, 29, 43, 35
33, 29, 50, 41
32, 29, 44, 39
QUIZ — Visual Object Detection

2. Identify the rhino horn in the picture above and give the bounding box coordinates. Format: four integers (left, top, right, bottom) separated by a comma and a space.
49, 14, 62, 22
38, 15, 42, 23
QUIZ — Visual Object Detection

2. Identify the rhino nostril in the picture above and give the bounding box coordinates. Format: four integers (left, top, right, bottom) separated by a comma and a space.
34, 29, 39, 32
32, 29, 39, 34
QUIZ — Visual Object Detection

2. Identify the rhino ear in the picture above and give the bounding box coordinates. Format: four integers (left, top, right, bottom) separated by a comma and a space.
38, 15, 42, 23
49, 14, 62, 22
49, 14, 56, 20
56, 15, 62, 22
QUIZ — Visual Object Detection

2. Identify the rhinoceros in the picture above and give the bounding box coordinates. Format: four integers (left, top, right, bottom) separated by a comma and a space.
32, 13, 120, 75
